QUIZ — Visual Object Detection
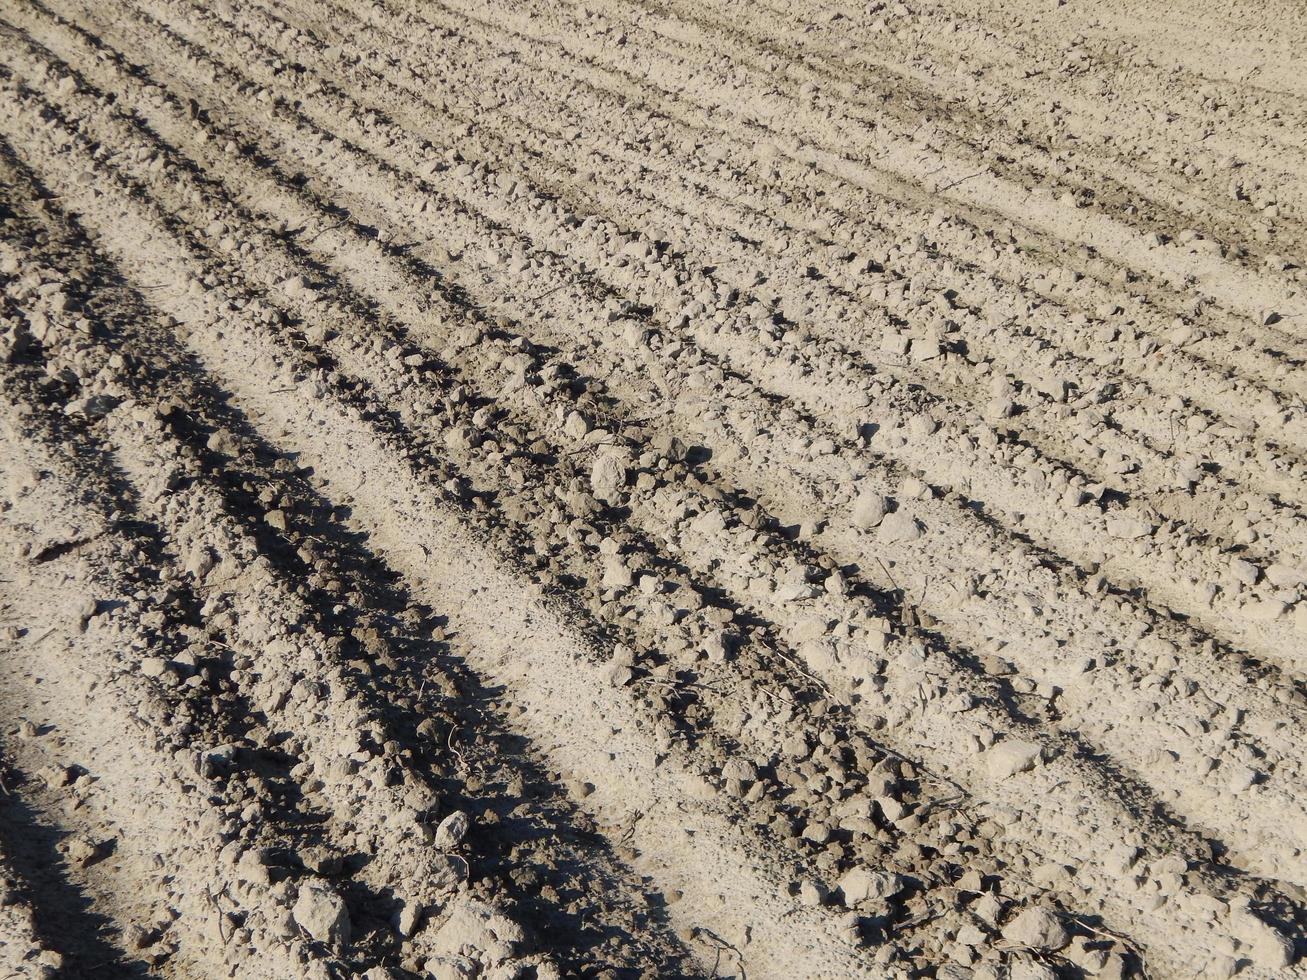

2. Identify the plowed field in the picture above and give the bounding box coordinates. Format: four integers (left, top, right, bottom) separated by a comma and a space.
0, 0, 1304, 977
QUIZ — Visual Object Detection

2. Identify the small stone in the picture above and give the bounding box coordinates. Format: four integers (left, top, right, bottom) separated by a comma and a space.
39, 765, 74, 788
702, 630, 731, 663
1265, 563, 1305, 589
1104, 513, 1152, 540
75, 597, 98, 631
433, 810, 470, 850
1228, 558, 1260, 586
878, 509, 923, 542
1231, 909, 1294, 969
601, 557, 633, 590
876, 796, 908, 823
798, 879, 828, 906
721, 758, 757, 784
802, 821, 831, 844
837, 867, 906, 906
64, 394, 120, 419
65, 837, 99, 866
397, 901, 423, 938
298, 846, 343, 876
563, 411, 589, 440
430, 898, 525, 963
590, 450, 628, 503
957, 869, 984, 893
852, 490, 888, 528
1226, 764, 1257, 794
293, 881, 351, 947
985, 739, 1044, 779
1001, 905, 1069, 951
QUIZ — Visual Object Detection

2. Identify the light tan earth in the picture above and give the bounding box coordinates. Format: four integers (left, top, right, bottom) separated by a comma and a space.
0, 0, 1304, 976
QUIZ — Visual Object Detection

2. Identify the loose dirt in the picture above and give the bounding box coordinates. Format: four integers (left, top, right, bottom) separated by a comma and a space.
0, 0, 1304, 977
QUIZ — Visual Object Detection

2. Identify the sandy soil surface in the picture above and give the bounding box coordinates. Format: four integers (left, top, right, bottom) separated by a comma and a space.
0, 0, 1304, 976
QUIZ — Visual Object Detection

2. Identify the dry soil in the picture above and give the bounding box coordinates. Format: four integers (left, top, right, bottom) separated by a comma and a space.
0, 0, 1305, 977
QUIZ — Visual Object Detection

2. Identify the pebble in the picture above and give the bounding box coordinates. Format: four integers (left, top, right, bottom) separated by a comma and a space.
836, 866, 906, 906
433, 810, 470, 850
878, 509, 923, 543
65, 836, 99, 866
985, 739, 1043, 779
1001, 905, 1069, 951
721, 758, 757, 784
1264, 563, 1305, 589
1228, 558, 1260, 586
851, 490, 888, 528
397, 901, 424, 938
589, 450, 628, 503
1231, 909, 1294, 969
798, 879, 828, 906
292, 881, 351, 947
1104, 513, 1153, 540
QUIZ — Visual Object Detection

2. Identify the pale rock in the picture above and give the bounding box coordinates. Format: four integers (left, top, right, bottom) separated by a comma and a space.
798, 637, 840, 674
430, 898, 526, 965
985, 739, 1043, 779
433, 810, 470, 850
1104, 513, 1152, 540
878, 509, 923, 543
397, 901, 423, 938
1228, 558, 1260, 586
562, 411, 589, 440
721, 758, 757, 784
601, 557, 633, 590
851, 490, 888, 528
1231, 909, 1294, 969
798, 879, 828, 906
702, 630, 731, 663
1265, 563, 1305, 589
1001, 905, 1068, 951
293, 881, 351, 947
65, 837, 99, 866
836, 866, 906, 906
589, 450, 628, 503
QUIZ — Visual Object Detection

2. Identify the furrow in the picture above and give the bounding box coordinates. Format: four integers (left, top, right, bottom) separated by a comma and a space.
3, 0, 1305, 977
54, 0, 1307, 683
7, 0, 1296, 898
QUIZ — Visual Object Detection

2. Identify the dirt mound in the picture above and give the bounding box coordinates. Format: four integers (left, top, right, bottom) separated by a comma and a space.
0, 0, 1304, 976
